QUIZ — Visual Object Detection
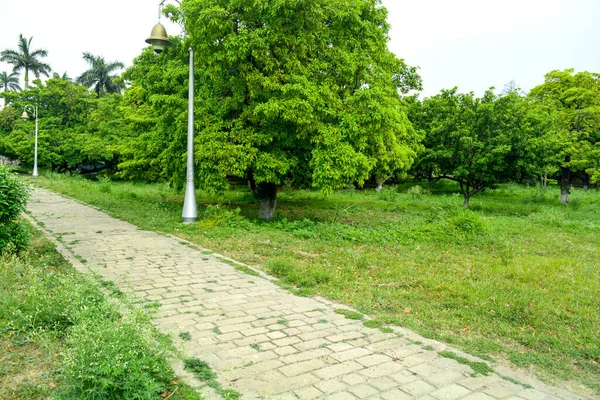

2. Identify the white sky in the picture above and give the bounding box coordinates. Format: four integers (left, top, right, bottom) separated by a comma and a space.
1, 0, 599, 98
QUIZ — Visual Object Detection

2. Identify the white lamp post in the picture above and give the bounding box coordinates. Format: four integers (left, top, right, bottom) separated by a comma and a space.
146, 0, 198, 223
21, 105, 38, 178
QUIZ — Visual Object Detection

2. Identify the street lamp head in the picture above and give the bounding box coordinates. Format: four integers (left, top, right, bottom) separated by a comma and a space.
146, 22, 171, 53
21, 111, 29, 120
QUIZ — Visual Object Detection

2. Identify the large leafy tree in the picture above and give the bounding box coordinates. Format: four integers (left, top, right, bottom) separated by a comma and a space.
0, 71, 21, 92
1, 34, 51, 89
529, 69, 600, 203
77, 53, 125, 98
117, 37, 190, 183
410, 88, 531, 207
0, 76, 126, 173
178, 0, 421, 219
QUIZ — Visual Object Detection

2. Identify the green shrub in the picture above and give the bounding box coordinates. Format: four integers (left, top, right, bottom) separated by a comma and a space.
57, 312, 174, 399
0, 166, 30, 253
1, 240, 186, 400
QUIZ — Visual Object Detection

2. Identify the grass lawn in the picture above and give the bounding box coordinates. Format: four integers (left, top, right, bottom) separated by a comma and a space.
30, 173, 600, 394
0, 222, 204, 399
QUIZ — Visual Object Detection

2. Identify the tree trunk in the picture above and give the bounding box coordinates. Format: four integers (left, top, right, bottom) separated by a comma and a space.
375, 175, 392, 192
582, 173, 590, 191
541, 173, 547, 191
258, 182, 277, 220
462, 194, 470, 209
560, 167, 570, 204
248, 172, 258, 198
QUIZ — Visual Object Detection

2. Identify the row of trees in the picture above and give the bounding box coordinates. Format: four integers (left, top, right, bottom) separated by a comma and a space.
408, 69, 600, 206
1, 0, 599, 219
1, 34, 124, 96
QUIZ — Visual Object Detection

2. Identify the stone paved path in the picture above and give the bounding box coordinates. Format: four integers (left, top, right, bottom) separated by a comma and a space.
26, 187, 589, 400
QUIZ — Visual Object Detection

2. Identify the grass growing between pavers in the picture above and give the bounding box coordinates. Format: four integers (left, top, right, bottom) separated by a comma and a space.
0, 223, 203, 399
184, 358, 241, 399
30, 173, 600, 393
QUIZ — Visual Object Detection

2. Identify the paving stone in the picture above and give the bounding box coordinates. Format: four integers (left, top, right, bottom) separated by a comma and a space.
294, 385, 323, 400
431, 384, 473, 400
461, 393, 496, 400
314, 378, 349, 394
327, 392, 358, 400
358, 361, 405, 378
281, 348, 332, 364
458, 375, 502, 391
483, 380, 523, 398
400, 379, 436, 396
279, 359, 327, 377
518, 389, 559, 400
330, 347, 372, 362
293, 338, 332, 351
368, 376, 399, 391
354, 353, 392, 367
256, 373, 319, 396
313, 361, 364, 379
380, 389, 414, 400
341, 373, 367, 386
274, 346, 299, 356
348, 384, 379, 398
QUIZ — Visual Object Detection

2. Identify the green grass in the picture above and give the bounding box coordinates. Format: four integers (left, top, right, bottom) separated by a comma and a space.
0, 223, 203, 399
438, 351, 494, 376
184, 358, 241, 399
30, 173, 600, 393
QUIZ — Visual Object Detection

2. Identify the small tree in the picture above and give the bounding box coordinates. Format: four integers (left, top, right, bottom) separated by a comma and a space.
410, 88, 530, 207
529, 69, 600, 203
0, 165, 29, 253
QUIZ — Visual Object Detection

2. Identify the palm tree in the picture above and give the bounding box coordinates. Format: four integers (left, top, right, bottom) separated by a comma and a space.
0, 71, 22, 92
52, 71, 73, 82
1, 34, 51, 89
77, 52, 125, 97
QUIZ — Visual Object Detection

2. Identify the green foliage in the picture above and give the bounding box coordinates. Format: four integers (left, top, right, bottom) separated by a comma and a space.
184, 358, 241, 399
438, 351, 494, 376
0, 228, 199, 400
77, 52, 125, 97
335, 309, 365, 320
410, 88, 534, 207
117, 40, 190, 184
1, 77, 129, 174
1, 34, 51, 89
0, 70, 21, 92
529, 69, 600, 201
0, 165, 29, 253
57, 311, 174, 399
171, 0, 421, 204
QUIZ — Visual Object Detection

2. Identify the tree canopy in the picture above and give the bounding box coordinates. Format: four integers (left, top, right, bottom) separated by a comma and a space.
77, 52, 125, 98
528, 69, 600, 203
1, 34, 51, 89
177, 0, 422, 218
0, 71, 22, 92
409, 88, 533, 207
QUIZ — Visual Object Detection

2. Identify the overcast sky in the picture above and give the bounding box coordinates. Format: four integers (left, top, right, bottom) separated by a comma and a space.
1, 0, 599, 98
